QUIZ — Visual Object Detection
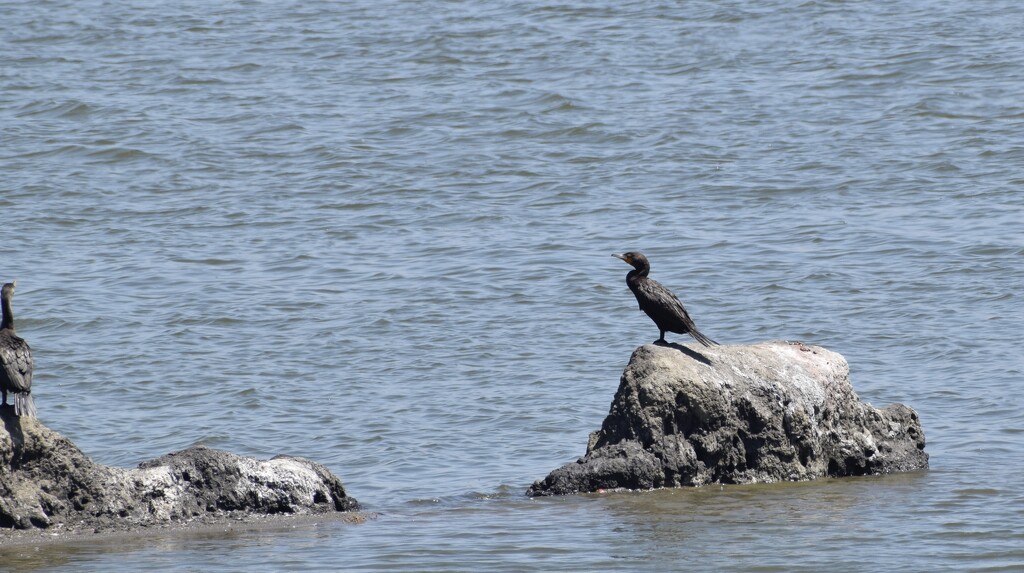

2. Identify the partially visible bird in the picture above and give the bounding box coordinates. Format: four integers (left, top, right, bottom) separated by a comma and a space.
612, 252, 718, 347
1, 281, 36, 418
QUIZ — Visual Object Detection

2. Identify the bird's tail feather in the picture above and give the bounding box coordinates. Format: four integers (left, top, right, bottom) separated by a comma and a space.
14, 393, 36, 418
690, 329, 718, 347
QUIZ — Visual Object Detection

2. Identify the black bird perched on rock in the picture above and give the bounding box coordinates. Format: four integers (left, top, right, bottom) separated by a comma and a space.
0, 281, 36, 417
612, 252, 718, 347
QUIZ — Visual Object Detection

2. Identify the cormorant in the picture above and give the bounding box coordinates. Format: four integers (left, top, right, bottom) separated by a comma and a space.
612, 252, 718, 347
0, 281, 36, 418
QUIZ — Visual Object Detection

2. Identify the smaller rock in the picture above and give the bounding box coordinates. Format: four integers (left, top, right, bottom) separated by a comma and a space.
0, 410, 359, 532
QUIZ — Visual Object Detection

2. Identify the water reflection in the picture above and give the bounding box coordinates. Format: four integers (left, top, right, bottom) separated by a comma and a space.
0, 514, 369, 572
593, 473, 934, 570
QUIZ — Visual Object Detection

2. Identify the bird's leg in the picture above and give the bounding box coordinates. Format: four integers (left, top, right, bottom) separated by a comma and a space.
656, 330, 667, 344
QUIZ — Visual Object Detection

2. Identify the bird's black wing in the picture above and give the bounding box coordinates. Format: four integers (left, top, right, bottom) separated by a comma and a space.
0, 333, 33, 393
636, 278, 698, 329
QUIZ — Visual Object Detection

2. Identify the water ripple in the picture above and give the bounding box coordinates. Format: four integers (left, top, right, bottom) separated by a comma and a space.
2, 0, 1024, 570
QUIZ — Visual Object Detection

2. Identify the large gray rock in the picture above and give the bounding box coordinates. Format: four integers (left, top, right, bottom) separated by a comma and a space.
528, 341, 927, 496
0, 411, 359, 532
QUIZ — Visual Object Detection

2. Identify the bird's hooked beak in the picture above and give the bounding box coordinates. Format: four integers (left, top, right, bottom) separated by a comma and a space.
612, 253, 629, 263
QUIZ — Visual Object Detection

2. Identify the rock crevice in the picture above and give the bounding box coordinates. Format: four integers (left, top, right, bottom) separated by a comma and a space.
529, 342, 928, 496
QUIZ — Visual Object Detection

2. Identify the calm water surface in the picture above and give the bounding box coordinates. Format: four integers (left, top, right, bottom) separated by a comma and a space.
2, 0, 1023, 570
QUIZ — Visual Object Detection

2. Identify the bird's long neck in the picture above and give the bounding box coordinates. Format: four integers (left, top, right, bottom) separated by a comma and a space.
626, 267, 648, 289
629, 262, 650, 279
1, 295, 13, 331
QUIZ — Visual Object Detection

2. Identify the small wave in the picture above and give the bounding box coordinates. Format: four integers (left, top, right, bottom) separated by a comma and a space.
171, 257, 244, 266
16, 99, 94, 119
85, 146, 155, 161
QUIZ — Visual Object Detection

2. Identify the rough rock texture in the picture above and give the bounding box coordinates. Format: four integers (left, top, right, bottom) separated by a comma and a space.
529, 341, 928, 496
0, 410, 358, 531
